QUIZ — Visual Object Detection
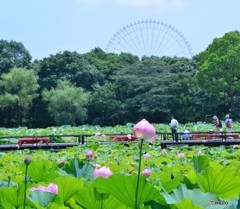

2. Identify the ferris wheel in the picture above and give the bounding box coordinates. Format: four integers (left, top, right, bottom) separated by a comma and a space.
106, 19, 194, 59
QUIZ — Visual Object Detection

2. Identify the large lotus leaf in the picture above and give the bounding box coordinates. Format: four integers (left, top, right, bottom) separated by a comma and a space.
192, 155, 209, 173
144, 200, 170, 209
55, 176, 83, 203
94, 174, 161, 208
24, 160, 59, 182
0, 183, 24, 208
174, 199, 203, 209
47, 203, 71, 209
0, 178, 17, 188
196, 162, 240, 199
63, 158, 94, 179
74, 183, 126, 209
29, 190, 57, 208
161, 175, 184, 193
162, 183, 233, 209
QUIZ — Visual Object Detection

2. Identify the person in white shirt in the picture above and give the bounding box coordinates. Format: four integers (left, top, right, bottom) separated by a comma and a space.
170, 116, 179, 142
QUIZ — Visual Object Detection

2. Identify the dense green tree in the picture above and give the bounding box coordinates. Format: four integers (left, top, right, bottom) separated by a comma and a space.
0, 67, 39, 126
42, 80, 89, 126
114, 56, 197, 123
37, 51, 101, 91
87, 83, 123, 125
82, 48, 139, 81
195, 31, 240, 118
0, 40, 32, 74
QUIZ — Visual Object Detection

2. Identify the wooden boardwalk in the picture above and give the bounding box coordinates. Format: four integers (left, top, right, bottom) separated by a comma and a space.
0, 143, 80, 151
160, 139, 240, 149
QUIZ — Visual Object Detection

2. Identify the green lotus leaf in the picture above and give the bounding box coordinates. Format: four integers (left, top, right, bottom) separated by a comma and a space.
94, 174, 161, 208
0, 183, 24, 208
63, 158, 94, 179
162, 183, 234, 209
74, 183, 126, 209
55, 176, 84, 203
174, 199, 203, 209
196, 162, 240, 199
192, 155, 210, 173
29, 190, 57, 208
25, 160, 59, 182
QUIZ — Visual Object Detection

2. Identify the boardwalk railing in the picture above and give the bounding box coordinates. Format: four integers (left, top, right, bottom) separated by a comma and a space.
0, 131, 239, 151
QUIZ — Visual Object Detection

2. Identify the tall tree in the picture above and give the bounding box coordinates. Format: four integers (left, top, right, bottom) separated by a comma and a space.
195, 31, 240, 117
0, 67, 39, 126
42, 80, 89, 126
0, 40, 32, 74
37, 51, 102, 92
114, 56, 196, 123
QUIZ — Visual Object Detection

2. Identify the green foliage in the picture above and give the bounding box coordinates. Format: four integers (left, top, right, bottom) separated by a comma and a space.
0, 39, 32, 74
74, 183, 125, 209
25, 160, 59, 182
162, 184, 232, 209
94, 174, 161, 208
192, 155, 210, 173
114, 56, 197, 123
0, 136, 239, 208
55, 176, 84, 203
196, 162, 240, 199
0, 182, 25, 208
195, 31, 240, 117
0, 67, 39, 126
29, 190, 58, 208
42, 80, 89, 125
63, 158, 94, 179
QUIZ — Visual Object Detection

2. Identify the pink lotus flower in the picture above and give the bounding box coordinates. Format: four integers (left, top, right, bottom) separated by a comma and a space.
144, 153, 151, 159
148, 136, 156, 142
198, 150, 202, 155
94, 166, 113, 179
161, 149, 167, 154
127, 134, 132, 139
31, 183, 58, 194
177, 152, 185, 158
86, 150, 93, 160
95, 132, 101, 137
141, 169, 152, 177
101, 134, 106, 137
133, 119, 156, 140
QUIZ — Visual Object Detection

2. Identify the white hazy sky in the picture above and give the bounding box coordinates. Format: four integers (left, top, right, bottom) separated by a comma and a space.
0, 0, 239, 60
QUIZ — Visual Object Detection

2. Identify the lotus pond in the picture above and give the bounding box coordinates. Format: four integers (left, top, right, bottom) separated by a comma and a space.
0, 122, 240, 208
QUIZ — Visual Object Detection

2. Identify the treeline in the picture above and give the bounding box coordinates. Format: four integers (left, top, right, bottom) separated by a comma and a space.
0, 31, 240, 127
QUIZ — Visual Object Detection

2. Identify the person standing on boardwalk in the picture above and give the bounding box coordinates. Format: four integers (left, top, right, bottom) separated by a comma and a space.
225, 114, 233, 133
170, 116, 179, 142
212, 115, 221, 133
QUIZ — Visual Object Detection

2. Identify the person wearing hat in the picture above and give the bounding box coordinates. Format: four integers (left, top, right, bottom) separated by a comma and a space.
212, 115, 221, 133
225, 114, 233, 133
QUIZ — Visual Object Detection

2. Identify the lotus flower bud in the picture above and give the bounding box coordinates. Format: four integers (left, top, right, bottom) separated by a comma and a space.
58, 160, 65, 168
86, 150, 93, 160
133, 119, 156, 140
141, 169, 152, 177
144, 153, 151, 159
177, 152, 185, 158
161, 149, 167, 154
24, 156, 31, 166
